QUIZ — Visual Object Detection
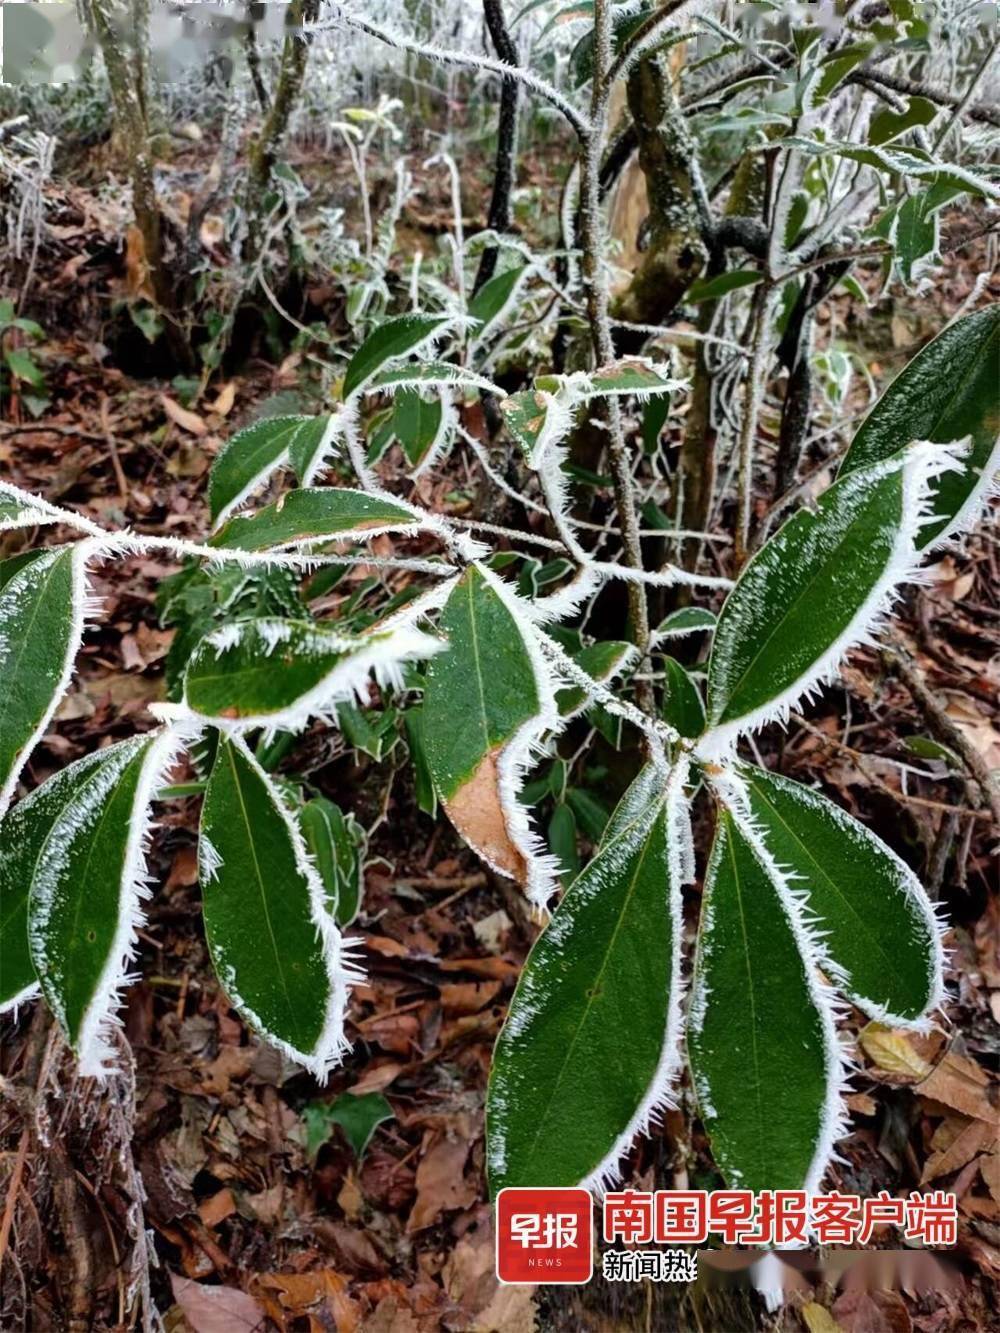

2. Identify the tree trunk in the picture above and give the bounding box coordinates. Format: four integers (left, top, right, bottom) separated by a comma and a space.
89, 0, 190, 367
244, 0, 319, 261
611, 52, 707, 327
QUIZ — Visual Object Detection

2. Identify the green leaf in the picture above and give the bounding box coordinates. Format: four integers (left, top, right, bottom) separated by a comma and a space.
0, 546, 86, 814
393, 389, 446, 469
300, 796, 365, 927
5, 348, 45, 387
661, 657, 705, 739
469, 266, 526, 338
564, 786, 611, 843
0, 485, 58, 533
642, 395, 670, 455
27, 732, 178, 1072
209, 487, 420, 551
129, 303, 164, 344
704, 446, 942, 747
737, 764, 942, 1024
887, 191, 939, 283
0, 549, 47, 593
902, 735, 960, 766
809, 40, 875, 104
209, 416, 313, 525
404, 706, 438, 817
423, 564, 547, 896
302, 1091, 393, 1161
500, 389, 569, 465
289, 414, 340, 485
869, 95, 937, 146
787, 136, 1000, 201
686, 269, 763, 303
337, 700, 397, 761
654, 607, 717, 639
688, 810, 836, 1192
548, 803, 579, 887
487, 764, 687, 1192
839, 304, 1000, 546
0, 748, 126, 1011
184, 617, 436, 728
589, 359, 678, 397
371, 361, 501, 396
199, 736, 351, 1076
343, 313, 450, 400
555, 639, 633, 716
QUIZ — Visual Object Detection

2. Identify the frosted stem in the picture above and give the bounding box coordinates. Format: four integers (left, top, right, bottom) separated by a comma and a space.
579, 0, 653, 709
734, 284, 773, 570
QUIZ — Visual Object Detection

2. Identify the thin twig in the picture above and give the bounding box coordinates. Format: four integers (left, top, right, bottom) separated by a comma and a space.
881, 646, 1000, 828
734, 283, 771, 569
321, 10, 592, 138
579, 0, 653, 706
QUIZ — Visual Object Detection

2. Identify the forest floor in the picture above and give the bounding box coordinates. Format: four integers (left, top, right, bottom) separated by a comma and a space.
0, 132, 998, 1333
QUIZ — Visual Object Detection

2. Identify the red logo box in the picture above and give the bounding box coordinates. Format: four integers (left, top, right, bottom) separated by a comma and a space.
496, 1187, 593, 1284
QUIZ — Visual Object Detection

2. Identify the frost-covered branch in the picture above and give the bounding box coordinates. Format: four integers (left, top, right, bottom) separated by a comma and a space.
317, 9, 593, 139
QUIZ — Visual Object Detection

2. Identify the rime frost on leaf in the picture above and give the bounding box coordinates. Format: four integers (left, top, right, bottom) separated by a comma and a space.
487, 758, 692, 1195
688, 780, 851, 1196
467, 264, 530, 344
500, 388, 577, 468
182, 612, 443, 738
735, 762, 945, 1029
208, 415, 339, 528
839, 303, 1000, 548
0, 483, 61, 533
342, 312, 456, 400
0, 541, 91, 817
0, 748, 125, 1014
27, 728, 187, 1077
199, 735, 362, 1079
208, 486, 424, 553
367, 361, 503, 397
785, 137, 1000, 202
422, 563, 568, 908
699, 442, 962, 757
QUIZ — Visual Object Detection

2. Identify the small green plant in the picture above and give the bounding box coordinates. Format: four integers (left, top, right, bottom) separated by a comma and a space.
0, 298, 47, 415
2, 302, 996, 1191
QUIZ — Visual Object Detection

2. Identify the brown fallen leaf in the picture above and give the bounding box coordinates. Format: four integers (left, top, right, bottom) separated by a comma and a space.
472, 909, 513, 954
443, 1221, 536, 1333
438, 957, 520, 980
125, 225, 154, 300
406, 1132, 476, 1232
916, 1050, 997, 1122
197, 1188, 236, 1229
438, 980, 502, 1014
922, 1117, 994, 1181
982, 1152, 1000, 1204
832, 1288, 912, 1333
846, 1092, 878, 1116
361, 1296, 421, 1333
349, 1061, 407, 1095
252, 1270, 360, 1332
161, 393, 208, 436
859, 1023, 932, 1080
801, 1304, 845, 1333
209, 381, 237, 417
169, 1274, 266, 1333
